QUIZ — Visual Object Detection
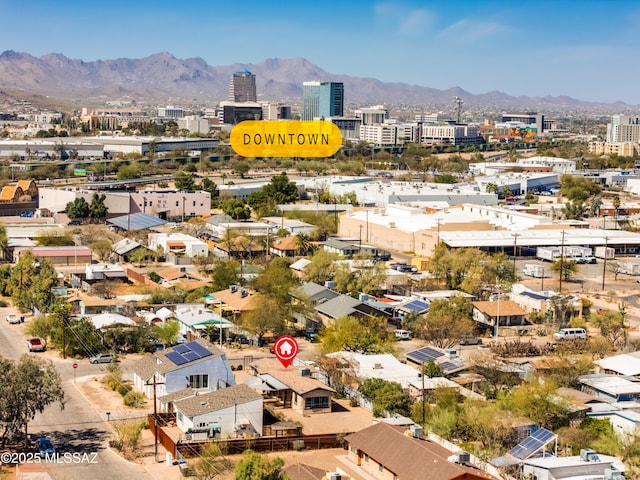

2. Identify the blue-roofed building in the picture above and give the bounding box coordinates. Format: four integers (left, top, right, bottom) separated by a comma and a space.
229, 68, 256, 103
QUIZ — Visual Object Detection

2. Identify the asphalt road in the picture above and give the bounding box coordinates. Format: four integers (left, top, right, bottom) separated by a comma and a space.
0, 306, 147, 480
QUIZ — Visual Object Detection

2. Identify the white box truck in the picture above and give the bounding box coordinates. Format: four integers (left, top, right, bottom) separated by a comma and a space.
537, 247, 561, 262
618, 262, 640, 276
523, 264, 547, 278
595, 246, 615, 259
563, 246, 593, 258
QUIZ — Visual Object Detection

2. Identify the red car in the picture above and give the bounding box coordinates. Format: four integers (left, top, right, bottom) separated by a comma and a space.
27, 337, 45, 352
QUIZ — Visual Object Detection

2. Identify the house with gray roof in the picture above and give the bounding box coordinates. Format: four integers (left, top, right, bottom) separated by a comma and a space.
112, 237, 148, 262
172, 383, 263, 439
132, 338, 235, 403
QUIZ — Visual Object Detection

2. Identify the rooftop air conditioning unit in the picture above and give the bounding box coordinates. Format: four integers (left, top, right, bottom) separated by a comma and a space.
326, 474, 342, 480
409, 424, 423, 438
230, 285, 238, 293
389, 221, 396, 228
373, 363, 383, 369
240, 289, 248, 298
299, 368, 311, 377
447, 451, 470, 464
580, 449, 600, 462
444, 348, 458, 359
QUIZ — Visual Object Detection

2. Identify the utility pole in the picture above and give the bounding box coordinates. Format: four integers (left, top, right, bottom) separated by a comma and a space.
558, 230, 565, 293
146, 377, 165, 463
602, 236, 609, 291
512, 232, 518, 279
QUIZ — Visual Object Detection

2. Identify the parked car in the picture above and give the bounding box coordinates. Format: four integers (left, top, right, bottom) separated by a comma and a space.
27, 337, 45, 352
303, 331, 319, 342
89, 353, 117, 364
394, 329, 413, 340
35, 437, 55, 457
67, 220, 82, 226
553, 328, 587, 340
6, 314, 20, 324
459, 336, 483, 346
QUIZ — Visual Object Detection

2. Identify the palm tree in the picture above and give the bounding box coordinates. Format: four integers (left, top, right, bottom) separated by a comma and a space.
294, 233, 313, 256
613, 194, 621, 229
485, 182, 498, 194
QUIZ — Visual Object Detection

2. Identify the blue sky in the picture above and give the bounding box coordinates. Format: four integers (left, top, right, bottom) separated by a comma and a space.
1, 0, 639, 104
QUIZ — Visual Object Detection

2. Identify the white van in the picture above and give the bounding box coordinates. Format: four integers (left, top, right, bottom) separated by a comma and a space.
553, 328, 587, 340
395, 329, 413, 340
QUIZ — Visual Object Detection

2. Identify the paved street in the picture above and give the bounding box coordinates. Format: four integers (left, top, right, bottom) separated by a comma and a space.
0, 306, 148, 480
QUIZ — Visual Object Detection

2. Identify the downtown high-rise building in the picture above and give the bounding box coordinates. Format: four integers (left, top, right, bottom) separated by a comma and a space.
229, 68, 257, 103
302, 81, 344, 120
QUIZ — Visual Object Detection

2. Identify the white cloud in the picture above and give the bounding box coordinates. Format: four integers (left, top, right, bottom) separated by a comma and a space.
374, 3, 434, 36
436, 18, 511, 44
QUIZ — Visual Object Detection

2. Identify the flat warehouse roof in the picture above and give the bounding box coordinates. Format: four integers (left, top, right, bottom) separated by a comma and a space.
441, 228, 640, 248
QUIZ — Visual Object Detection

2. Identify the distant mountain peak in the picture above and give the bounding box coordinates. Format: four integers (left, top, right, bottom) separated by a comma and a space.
0, 50, 629, 109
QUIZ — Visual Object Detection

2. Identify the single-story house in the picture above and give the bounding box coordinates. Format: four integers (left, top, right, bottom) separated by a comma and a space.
133, 339, 235, 402
174, 305, 234, 339
595, 352, 640, 377
148, 233, 208, 259
172, 384, 263, 439
86, 312, 137, 329
250, 358, 335, 414
112, 238, 148, 263
344, 423, 497, 480
85, 263, 128, 281
579, 374, 640, 403
588, 409, 640, 438
472, 300, 527, 328
206, 286, 259, 316
289, 258, 311, 278
270, 236, 300, 258
521, 451, 625, 480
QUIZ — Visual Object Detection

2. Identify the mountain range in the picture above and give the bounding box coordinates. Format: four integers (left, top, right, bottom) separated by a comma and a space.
0, 50, 631, 110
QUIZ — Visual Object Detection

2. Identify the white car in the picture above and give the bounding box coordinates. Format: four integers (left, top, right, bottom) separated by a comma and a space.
6, 314, 20, 324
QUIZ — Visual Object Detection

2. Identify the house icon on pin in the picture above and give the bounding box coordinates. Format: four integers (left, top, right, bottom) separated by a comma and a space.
279, 341, 293, 356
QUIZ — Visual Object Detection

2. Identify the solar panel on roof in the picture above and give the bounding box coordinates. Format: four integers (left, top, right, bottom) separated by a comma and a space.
439, 361, 460, 372
183, 351, 200, 362
188, 342, 213, 358
166, 351, 188, 366
174, 344, 190, 354
507, 428, 556, 460
407, 346, 444, 364
404, 300, 429, 312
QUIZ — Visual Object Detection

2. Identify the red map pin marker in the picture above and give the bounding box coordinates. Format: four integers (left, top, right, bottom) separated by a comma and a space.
273, 335, 299, 368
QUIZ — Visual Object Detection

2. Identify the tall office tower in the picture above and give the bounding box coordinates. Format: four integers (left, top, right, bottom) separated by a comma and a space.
229, 69, 257, 103
302, 81, 344, 120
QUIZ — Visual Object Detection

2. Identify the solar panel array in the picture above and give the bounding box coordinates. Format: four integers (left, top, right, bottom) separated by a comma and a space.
165, 341, 213, 366
439, 360, 464, 372
403, 300, 430, 313
407, 346, 444, 364
507, 428, 556, 460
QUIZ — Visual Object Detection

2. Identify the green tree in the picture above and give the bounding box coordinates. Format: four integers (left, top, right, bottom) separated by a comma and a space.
251, 258, 306, 326
359, 378, 410, 417
153, 320, 180, 346
233, 450, 286, 480
591, 309, 628, 349
0, 354, 64, 446
89, 193, 108, 222
34, 230, 74, 246
417, 297, 474, 348
559, 175, 601, 202
562, 200, 587, 220
303, 249, 338, 285
231, 160, 250, 179
129, 248, 148, 267
117, 163, 141, 180
8, 251, 57, 312
220, 198, 251, 220
65, 197, 90, 219
294, 233, 313, 257
175, 171, 196, 191
202, 177, 220, 207
241, 295, 287, 343
90, 240, 113, 262
423, 360, 444, 378
0, 223, 8, 261
485, 182, 498, 194
320, 316, 396, 354
497, 380, 572, 430
210, 259, 241, 290
551, 258, 578, 282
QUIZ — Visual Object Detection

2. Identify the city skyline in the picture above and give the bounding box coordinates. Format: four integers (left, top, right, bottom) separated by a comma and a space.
2, 0, 640, 104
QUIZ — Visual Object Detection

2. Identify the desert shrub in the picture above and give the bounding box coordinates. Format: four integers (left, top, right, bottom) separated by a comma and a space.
117, 383, 133, 396
123, 391, 146, 408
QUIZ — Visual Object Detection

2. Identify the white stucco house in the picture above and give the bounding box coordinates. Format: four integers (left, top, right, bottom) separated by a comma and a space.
172, 384, 263, 439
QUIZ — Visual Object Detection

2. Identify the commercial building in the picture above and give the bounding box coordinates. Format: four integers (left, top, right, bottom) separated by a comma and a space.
355, 106, 389, 125
419, 124, 483, 146
500, 111, 546, 133
228, 68, 257, 103
606, 114, 640, 143
302, 81, 344, 120
157, 106, 184, 119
